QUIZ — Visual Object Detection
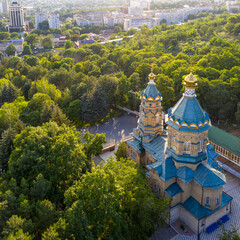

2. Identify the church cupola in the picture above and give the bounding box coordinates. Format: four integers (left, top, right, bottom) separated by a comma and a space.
166, 71, 211, 166
134, 68, 164, 143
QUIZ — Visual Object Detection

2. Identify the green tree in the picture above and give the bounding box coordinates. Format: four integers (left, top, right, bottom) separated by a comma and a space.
38, 20, 49, 31
114, 26, 122, 33
41, 37, 53, 49
81, 88, 109, 122
25, 34, 38, 49
10, 32, 20, 39
5, 44, 16, 56
64, 159, 170, 240
64, 40, 74, 49
217, 224, 240, 240
0, 83, 18, 106
0, 128, 17, 173
22, 45, 32, 56
8, 122, 105, 204
25, 56, 39, 67
235, 102, 240, 123
6, 229, 33, 240
115, 141, 127, 161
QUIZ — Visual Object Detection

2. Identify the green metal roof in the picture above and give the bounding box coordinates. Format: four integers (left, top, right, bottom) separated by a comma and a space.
208, 126, 240, 157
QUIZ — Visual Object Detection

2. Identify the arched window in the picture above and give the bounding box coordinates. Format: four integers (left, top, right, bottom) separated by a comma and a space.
198, 140, 204, 153
141, 113, 144, 124
183, 141, 191, 154
216, 196, 220, 206
205, 197, 210, 206
153, 182, 156, 192
156, 113, 160, 125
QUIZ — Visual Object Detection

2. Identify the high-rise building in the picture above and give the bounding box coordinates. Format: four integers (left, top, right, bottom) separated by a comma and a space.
48, 14, 60, 29
9, 1, 24, 32
35, 12, 48, 29
2, 0, 8, 13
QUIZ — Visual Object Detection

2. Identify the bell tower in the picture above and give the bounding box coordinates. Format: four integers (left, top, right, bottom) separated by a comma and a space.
134, 68, 163, 143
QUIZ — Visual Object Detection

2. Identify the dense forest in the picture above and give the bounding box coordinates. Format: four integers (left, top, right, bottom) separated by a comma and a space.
0, 13, 240, 239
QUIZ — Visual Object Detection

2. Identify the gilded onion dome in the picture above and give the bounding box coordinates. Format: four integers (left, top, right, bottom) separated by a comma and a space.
141, 71, 162, 102
167, 72, 211, 132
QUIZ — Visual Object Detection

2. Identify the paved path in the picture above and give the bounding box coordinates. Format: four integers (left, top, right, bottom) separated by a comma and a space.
80, 114, 138, 145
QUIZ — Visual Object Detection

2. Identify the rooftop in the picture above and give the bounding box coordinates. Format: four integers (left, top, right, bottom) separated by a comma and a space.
208, 126, 240, 157
183, 192, 232, 220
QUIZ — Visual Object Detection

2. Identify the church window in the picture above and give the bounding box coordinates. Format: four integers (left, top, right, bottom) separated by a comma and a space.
198, 140, 203, 153
216, 196, 220, 206
183, 141, 191, 154
205, 197, 210, 206
157, 186, 161, 196
171, 136, 176, 151
226, 205, 229, 211
141, 113, 144, 124
149, 103, 152, 107
153, 182, 156, 192
156, 114, 160, 124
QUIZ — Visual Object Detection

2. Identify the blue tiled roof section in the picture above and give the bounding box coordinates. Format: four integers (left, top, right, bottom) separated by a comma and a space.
167, 96, 211, 132
183, 192, 232, 220
183, 197, 212, 219
207, 143, 219, 160
166, 147, 207, 164
207, 144, 222, 171
194, 164, 226, 189
177, 167, 194, 183
165, 182, 184, 197
160, 157, 177, 181
127, 138, 141, 154
141, 83, 161, 100
132, 134, 167, 163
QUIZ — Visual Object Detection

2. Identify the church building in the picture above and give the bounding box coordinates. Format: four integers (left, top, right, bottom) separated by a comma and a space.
126, 69, 232, 234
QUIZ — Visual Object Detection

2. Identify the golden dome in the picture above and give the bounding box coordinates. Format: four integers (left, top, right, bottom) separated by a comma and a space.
148, 72, 155, 81
184, 71, 197, 87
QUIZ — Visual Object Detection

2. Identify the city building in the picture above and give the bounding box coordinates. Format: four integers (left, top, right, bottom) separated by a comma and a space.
130, 0, 149, 9
8, 1, 24, 32
126, 70, 232, 234
2, 0, 8, 13
128, 6, 143, 16
0, 38, 23, 54
48, 14, 60, 29
124, 17, 159, 31
226, 0, 240, 12
35, 12, 48, 29
35, 12, 60, 29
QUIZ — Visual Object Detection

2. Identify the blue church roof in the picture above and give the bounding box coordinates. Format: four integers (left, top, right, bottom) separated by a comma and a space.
183, 192, 232, 220
167, 96, 211, 132
165, 182, 183, 197
177, 166, 194, 183
159, 157, 177, 181
141, 83, 161, 101
194, 164, 226, 189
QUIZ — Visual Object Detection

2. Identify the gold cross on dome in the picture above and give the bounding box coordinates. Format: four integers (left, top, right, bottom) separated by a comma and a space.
151, 63, 156, 73
190, 60, 194, 73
